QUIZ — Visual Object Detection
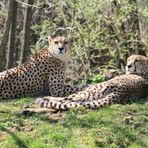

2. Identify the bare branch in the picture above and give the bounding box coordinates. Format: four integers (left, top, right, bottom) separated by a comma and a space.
15, 0, 41, 8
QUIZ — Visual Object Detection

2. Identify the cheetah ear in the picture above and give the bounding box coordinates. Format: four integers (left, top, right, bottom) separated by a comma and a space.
48, 35, 53, 44
68, 37, 75, 45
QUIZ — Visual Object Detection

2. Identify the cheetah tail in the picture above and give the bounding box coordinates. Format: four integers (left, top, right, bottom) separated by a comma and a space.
35, 95, 114, 110
35, 97, 81, 110
83, 93, 116, 109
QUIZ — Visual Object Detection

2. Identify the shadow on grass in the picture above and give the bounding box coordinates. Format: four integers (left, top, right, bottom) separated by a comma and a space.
131, 97, 148, 104
0, 97, 35, 104
0, 125, 28, 148
0, 110, 51, 126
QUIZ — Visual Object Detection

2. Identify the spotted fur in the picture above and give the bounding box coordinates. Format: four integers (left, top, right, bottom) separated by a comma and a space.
0, 36, 86, 99
36, 55, 148, 110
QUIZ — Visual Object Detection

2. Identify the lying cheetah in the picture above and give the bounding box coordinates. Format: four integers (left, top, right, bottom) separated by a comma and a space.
0, 35, 86, 99
36, 55, 148, 110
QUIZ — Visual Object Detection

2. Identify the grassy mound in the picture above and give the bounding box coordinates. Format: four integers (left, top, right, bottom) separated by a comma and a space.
0, 97, 147, 148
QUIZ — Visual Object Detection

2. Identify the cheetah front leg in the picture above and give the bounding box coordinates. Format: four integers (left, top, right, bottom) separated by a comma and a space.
63, 84, 89, 96
49, 83, 89, 97
47, 82, 89, 97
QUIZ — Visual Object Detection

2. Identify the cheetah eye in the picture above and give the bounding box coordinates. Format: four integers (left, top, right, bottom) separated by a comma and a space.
64, 41, 68, 44
54, 41, 58, 44
135, 59, 140, 63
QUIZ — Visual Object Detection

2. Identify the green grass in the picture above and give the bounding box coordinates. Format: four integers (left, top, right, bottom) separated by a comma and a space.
0, 97, 148, 148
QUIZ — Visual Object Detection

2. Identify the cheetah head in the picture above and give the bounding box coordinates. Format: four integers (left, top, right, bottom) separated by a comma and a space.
126, 55, 148, 75
48, 35, 74, 61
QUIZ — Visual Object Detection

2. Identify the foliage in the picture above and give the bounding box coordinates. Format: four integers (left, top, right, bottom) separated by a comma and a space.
30, 0, 148, 80
1, 0, 148, 79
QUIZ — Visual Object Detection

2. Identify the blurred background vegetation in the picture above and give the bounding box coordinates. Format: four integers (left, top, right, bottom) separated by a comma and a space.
0, 0, 148, 83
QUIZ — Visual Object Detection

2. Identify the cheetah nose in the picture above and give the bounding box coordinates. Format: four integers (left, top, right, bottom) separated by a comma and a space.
127, 64, 132, 68
58, 47, 64, 51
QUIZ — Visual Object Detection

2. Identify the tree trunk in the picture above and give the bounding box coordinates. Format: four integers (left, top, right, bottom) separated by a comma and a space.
20, 0, 34, 64
7, 0, 18, 69
0, 0, 15, 71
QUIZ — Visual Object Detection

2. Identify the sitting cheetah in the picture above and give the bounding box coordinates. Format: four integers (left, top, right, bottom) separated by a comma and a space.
0, 35, 86, 99
36, 55, 148, 110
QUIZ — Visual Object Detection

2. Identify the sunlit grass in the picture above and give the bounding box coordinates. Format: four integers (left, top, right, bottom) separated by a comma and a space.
0, 97, 148, 148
